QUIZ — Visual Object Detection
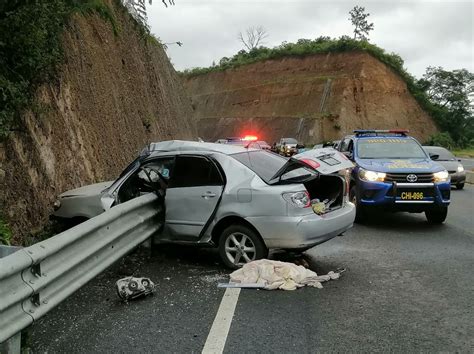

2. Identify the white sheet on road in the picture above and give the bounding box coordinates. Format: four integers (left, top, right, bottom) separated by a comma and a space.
229, 259, 341, 291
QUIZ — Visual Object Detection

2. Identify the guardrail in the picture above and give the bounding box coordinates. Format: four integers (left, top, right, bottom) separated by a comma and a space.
0, 193, 162, 345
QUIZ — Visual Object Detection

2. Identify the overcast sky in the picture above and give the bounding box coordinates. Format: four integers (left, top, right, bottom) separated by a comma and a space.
147, 0, 473, 78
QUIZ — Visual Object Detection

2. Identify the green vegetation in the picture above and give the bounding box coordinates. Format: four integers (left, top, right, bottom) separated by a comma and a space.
452, 148, 474, 159
183, 36, 473, 148
0, 217, 12, 245
0, 0, 119, 141
425, 132, 456, 149
349, 6, 374, 41
419, 67, 473, 148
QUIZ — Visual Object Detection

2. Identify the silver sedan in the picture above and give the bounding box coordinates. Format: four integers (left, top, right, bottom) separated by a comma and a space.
53, 141, 355, 268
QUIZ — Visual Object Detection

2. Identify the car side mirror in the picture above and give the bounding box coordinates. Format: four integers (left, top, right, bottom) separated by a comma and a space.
429, 153, 439, 160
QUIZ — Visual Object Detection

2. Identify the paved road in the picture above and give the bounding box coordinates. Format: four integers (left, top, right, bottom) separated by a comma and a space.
29, 186, 474, 352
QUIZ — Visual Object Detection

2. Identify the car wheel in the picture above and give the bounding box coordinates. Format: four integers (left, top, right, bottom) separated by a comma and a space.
456, 183, 464, 190
425, 207, 448, 224
218, 224, 268, 269
350, 186, 366, 223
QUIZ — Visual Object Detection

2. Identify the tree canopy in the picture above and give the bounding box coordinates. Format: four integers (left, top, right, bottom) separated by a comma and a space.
417, 67, 474, 146
349, 6, 374, 41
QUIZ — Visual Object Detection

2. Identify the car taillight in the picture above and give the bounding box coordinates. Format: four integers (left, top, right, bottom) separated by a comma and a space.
300, 158, 320, 169
282, 191, 311, 208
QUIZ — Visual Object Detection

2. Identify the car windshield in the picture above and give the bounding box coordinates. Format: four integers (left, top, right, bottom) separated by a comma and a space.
357, 138, 427, 159
282, 138, 297, 144
232, 150, 314, 183
423, 146, 456, 161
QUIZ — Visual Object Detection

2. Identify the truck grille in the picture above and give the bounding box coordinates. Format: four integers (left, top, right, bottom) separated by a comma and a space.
385, 173, 434, 183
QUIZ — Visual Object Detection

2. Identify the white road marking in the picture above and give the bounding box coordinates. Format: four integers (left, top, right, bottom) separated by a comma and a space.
202, 288, 241, 354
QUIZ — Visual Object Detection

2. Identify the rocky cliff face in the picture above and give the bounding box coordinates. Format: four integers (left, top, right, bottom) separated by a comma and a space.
1, 2, 196, 243
184, 52, 437, 144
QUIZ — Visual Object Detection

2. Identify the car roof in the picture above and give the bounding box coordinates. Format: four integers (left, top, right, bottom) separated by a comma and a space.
422, 145, 449, 151
148, 140, 258, 156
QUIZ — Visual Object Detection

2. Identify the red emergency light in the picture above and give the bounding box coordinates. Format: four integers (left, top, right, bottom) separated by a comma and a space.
242, 135, 258, 141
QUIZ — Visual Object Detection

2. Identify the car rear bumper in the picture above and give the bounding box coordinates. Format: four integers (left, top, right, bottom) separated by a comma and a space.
246, 202, 355, 250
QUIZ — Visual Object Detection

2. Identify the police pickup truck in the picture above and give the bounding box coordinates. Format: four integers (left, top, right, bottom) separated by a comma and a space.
337, 130, 451, 223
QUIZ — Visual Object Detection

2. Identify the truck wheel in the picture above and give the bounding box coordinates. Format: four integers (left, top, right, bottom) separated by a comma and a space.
350, 186, 366, 223
218, 224, 268, 269
456, 183, 464, 190
425, 207, 448, 224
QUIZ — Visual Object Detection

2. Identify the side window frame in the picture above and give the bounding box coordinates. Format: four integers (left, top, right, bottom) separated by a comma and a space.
340, 138, 351, 152
168, 155, 225, 189
114, 155, 175, 203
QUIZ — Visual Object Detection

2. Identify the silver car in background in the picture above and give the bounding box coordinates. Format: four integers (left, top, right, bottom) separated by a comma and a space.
423, 146, 466, 189
53, 141, 355, 268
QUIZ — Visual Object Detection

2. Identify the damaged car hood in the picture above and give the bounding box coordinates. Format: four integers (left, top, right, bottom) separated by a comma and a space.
59, 181, 114, 198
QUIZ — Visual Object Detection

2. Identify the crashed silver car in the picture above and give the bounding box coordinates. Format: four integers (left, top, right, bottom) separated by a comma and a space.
53, 141, 355, 268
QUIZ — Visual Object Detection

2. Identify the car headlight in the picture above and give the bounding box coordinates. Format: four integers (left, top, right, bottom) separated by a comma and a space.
53, 200, 61, 211
359, 168, 386, 182
433, 170, 449, 182
457, 164, 464, 172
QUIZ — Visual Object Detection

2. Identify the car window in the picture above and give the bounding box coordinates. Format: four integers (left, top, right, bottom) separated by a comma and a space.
232, 150, 314, 183
169, 156, 223, 188
247, 142, 261, 149
117, 158, 174, 204
424, 147, 456, 161
340, 138, 351, 152
357, 138, 427, 159
281, 138, 297, 144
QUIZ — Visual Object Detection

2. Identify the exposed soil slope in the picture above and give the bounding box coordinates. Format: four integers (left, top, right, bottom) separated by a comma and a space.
184, 52, 437, 144
0, 2, 196, 243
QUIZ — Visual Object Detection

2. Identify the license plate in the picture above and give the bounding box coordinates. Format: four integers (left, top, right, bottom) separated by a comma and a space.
400, 191, 424, 200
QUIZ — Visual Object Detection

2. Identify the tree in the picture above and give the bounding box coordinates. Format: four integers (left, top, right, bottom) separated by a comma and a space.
418, 67, 474, 144
238, 26, 268, 51
349, 6, 374, 41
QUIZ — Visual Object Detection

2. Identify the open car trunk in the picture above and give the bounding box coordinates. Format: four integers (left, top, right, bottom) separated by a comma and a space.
304, 174, 346, 213
294, 148, 352, 214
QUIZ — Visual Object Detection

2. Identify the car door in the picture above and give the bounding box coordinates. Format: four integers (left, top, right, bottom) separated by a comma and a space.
163, 155, 225, 240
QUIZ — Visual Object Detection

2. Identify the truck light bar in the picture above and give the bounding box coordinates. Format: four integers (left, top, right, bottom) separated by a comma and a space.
353, 129, 409, 136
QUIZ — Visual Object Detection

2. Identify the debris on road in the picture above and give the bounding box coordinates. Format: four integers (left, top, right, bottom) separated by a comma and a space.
224, 259, 343, 290
116, 276, 155, 301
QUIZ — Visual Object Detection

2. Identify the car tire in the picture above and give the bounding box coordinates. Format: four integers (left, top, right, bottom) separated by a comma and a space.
350, 186, 366, 223
218, 224, 268, 269
456, 183, 464, 190
425, 207, 448, 224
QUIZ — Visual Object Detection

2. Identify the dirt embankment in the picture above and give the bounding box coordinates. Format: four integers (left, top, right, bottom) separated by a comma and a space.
0, 2, 196, 243
184, 52, 438, 144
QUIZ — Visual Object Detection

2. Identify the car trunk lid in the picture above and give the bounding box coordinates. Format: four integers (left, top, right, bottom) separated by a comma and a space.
270, 148, 353, 182
293, 148, 354, 173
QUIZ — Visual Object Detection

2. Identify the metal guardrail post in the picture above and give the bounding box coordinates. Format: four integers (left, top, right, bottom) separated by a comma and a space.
0, 246, 22, 354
